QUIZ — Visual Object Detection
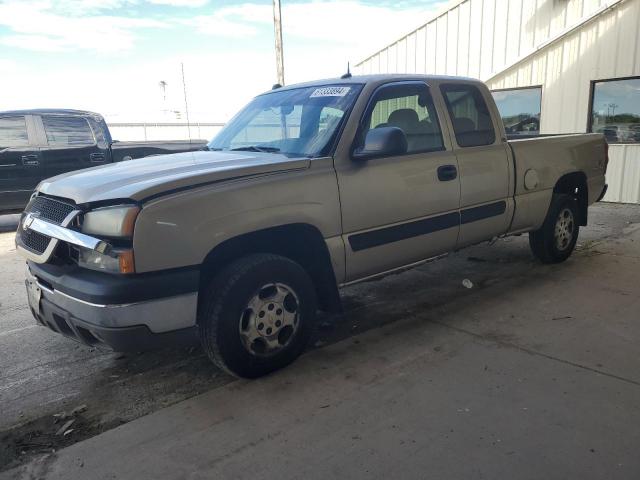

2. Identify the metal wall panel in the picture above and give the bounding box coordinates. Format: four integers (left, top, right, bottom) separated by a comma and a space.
604, 146, 640, 203
356, 0, 640, 203
487, 0, 639, 134
355, 0, 610, 79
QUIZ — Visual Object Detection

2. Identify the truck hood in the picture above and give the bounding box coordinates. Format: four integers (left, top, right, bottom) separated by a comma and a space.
37, 150, 310, 205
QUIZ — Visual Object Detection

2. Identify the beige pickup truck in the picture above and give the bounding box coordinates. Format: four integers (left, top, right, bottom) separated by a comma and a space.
16, 75, 608, 377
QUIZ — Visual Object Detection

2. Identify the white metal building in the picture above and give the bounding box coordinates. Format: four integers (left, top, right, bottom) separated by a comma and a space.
355, 0, 640, 203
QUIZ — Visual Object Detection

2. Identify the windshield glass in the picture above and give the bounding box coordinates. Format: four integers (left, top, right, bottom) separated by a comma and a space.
208, 84, 363, 158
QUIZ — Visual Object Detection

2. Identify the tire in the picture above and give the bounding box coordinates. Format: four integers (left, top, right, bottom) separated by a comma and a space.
198, 253, 317, 378
529, 193, 580, 264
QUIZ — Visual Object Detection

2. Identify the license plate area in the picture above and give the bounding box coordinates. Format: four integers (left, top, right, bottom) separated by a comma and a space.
26, 278, 42, 312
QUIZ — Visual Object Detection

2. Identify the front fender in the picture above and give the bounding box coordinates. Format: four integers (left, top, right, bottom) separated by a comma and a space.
132, 160, 342, 273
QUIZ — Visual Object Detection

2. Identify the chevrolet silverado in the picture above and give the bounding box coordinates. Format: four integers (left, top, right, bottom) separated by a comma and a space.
15, 75, 608, 378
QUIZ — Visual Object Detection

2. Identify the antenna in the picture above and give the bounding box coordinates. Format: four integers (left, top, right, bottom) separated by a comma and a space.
341, 62, 352, 79
181, 62, 192, 146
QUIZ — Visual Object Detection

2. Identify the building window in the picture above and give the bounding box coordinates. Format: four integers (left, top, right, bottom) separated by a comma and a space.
590, 77, 640, 144
491, 87, 542, 136
441, 84, 496, 147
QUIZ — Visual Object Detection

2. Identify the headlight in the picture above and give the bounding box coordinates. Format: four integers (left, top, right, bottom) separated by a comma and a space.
77, 247, 135, 274
82, 205, 140, 238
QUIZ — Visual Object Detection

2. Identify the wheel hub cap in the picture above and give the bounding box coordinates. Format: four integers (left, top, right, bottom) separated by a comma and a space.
554, 207, 575, 251
239, 283, 299, 356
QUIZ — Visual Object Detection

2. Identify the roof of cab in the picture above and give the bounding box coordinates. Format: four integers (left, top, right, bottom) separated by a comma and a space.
260, 74, 482, 95
0, 108, 102, 117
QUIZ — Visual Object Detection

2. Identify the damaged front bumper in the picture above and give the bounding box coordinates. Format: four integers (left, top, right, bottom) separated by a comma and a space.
25, 262, 200, 352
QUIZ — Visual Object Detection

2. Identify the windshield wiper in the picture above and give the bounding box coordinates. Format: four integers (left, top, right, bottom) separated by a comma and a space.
230, 145, 281, 153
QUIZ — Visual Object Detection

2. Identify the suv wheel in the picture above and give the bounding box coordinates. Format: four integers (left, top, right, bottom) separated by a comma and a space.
199, 254, 317, 378
529, 193, 580, 264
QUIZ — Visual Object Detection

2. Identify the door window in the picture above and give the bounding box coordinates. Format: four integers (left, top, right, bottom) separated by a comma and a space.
441, 84, 496, 147
42, 116, 95, 147
364, 83, 444, 154
0, 116, 29, 148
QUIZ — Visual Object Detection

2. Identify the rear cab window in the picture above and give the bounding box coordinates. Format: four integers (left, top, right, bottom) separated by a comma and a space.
0, 116, 29, 148
441, 84, 496, 147
42, 116, 95, 148
361, 82, 445, 154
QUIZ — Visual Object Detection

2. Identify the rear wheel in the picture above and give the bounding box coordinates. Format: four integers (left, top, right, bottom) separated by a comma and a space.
198, 254, 317, 378
529, 194, 580, 264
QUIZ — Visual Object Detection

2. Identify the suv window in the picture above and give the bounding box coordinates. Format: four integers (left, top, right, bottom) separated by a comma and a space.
365, 83, 444, 153
43, 116, 95, 147
0, 116, 29, 148
441, 84, 496, 147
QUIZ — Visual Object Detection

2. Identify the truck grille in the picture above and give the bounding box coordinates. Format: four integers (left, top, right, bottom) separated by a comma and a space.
28, 196, 76, 225
18, 196, 78, 255
21, 229, 51, 254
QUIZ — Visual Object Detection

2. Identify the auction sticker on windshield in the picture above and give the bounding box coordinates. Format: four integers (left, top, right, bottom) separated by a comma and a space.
310, 87, 351, 98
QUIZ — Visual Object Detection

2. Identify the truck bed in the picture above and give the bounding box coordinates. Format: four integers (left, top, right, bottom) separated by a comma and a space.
507, 133, 607, 233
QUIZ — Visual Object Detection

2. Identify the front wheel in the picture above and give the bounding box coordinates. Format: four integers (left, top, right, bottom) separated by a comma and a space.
529, 194, 580, 264
198, 254, 317, 378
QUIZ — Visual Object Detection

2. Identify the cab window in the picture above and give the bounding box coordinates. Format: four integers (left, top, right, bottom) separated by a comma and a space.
42, 116, 95, 148
363, 83, 445, 154
0, 116, 29, 148
441, 84, 496, 147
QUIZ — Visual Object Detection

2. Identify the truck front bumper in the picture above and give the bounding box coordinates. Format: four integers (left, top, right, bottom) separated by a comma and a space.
25, 262, 199, 352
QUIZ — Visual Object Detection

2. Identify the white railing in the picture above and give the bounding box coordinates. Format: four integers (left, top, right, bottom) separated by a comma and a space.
108, 122, 225, 142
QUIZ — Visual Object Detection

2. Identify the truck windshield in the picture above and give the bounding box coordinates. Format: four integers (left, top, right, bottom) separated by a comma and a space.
208, 84, 363, 158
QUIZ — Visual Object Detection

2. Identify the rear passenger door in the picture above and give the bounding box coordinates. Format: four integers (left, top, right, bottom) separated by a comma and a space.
337, 81, 461, 281
0, 115, 43, 211
440, 83, 513, 247
38, 114, 108, 179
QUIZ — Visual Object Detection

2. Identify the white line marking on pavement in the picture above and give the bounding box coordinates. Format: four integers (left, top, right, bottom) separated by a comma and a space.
0, 324, 38, 337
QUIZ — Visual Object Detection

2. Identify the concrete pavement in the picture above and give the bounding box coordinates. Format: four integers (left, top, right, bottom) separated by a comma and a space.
4, 205, 640, 480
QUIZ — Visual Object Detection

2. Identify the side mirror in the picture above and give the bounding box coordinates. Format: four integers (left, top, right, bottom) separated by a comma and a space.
352, 127, 408, 161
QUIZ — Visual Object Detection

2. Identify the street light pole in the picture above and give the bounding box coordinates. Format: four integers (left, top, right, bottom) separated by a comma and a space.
273, 0, 285, 86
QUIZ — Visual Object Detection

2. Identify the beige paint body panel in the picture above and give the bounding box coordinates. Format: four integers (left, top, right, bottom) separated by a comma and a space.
133, 157, 343, 275
332, 78, 461, 281
38, 150, 310, 204
508, 133, 607, 231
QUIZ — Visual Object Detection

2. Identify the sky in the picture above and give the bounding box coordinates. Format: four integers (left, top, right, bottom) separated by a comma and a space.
0, 0, 446, 123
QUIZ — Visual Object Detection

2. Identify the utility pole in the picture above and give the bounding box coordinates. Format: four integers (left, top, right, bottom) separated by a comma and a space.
181, 62, 192, 145
273, 0, 285, 85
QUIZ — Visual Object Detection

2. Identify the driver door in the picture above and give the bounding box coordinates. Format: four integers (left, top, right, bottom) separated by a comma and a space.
335, 81, 461, 282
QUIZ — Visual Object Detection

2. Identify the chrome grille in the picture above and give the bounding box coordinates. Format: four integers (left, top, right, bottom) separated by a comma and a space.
17, 196, 78, 257
27, 196, 76, 225
20, 229, 51, 254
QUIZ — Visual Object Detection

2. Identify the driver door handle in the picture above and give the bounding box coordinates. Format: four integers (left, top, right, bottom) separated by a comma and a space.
437, 164, 457, 181
21, 154, 39, 166
90, 153, 106, 163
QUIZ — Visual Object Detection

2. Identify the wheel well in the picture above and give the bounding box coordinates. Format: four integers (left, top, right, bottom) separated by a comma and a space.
199, 224, 342, 313
554, 172, 588, 225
